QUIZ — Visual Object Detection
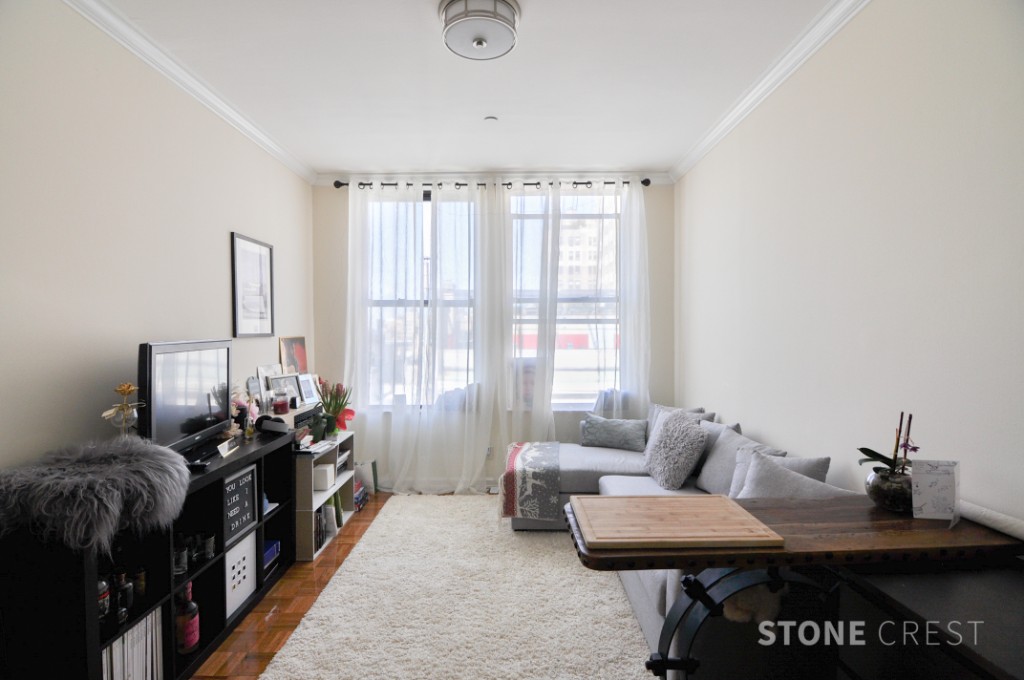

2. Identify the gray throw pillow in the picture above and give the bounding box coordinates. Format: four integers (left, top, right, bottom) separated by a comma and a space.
727, 445, 787, 497
697, 420, 743, 451
696, 428, 783, 495
580, 414, 647, 452
647, 402, 703, 422
646, 404, 707, 440
736, 452, 858, 500
644, 411, 709, 489
728, 448, 832, 498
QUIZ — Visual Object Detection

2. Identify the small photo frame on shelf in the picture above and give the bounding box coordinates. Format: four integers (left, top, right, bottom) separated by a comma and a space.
245, 376, 262, 402
257, 363, 282, 389
298, 373, 320, 404
279, 336, 308, 374
231, 232, 274, 337
268, 373, 303, 404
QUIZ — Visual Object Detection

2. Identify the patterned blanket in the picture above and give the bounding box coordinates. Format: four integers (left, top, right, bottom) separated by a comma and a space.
499, 442, 561, 521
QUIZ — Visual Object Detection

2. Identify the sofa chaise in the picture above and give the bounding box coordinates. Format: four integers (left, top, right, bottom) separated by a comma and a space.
501, 405, 856, 674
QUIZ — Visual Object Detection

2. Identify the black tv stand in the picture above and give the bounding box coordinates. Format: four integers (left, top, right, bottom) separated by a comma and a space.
182, 438, 225, 464
0, 431, 297, 680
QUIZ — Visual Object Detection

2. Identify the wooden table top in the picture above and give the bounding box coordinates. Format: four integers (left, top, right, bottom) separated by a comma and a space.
566, 495, 1024, 571
570, 495, 785, 549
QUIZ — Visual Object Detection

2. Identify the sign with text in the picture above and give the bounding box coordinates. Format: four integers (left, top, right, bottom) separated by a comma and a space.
224, 464, 257, 546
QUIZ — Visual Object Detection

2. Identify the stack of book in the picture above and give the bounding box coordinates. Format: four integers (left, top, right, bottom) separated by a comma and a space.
101, 608, 162, 679
353, 480, 369, 512
313, 506, 326, 552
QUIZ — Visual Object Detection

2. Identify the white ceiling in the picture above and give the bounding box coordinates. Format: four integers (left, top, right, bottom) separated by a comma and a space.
78, 0, 856, 182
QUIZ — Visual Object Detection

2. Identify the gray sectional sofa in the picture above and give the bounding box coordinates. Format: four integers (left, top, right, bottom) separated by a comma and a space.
509, 407, 856, 668
509, 416, 740, 532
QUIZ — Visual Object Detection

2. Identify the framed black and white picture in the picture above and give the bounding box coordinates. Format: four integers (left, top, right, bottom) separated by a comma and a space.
231, 232, 274, 337
257, 363, 282, 388
298, 373, 320, 404
268, 373, 302, 404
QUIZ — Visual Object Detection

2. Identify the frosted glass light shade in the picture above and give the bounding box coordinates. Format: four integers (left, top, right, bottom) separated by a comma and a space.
439, 0, 520, 60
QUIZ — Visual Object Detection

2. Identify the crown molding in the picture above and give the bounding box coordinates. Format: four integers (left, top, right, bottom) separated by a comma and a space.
62, 0, 318, 184
670, 0, 872, 181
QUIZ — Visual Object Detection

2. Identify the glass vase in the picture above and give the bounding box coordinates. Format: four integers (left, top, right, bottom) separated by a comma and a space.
865, 467, 913, 513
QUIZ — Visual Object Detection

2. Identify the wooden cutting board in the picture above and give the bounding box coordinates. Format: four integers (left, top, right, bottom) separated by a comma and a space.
569, 495, 785, 550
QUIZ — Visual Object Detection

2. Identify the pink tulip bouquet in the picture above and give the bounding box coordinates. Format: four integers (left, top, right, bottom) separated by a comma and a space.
316, 379, 355, 431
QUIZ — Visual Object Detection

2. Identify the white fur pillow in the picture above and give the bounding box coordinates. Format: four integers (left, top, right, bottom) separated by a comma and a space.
737, 452, 858, 500
644, 411, 710, 467
644, 411, 708, 489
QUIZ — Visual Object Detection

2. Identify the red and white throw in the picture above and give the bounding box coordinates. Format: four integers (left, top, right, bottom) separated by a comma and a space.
499, 441, 561, 520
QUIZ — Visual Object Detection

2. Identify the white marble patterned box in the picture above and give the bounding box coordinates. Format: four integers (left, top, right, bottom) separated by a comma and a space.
912, 459, 960, 524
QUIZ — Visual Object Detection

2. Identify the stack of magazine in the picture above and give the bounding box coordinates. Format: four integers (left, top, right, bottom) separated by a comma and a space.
313, 505, 328, 552
353, 480, 369, 512
101, 608, 163, 679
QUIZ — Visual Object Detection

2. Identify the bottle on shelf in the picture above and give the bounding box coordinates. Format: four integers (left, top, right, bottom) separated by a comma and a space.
113, 567, 133, 624
97, 578, 110, 621
131, 566, 146, 600
173, 533, 189, 577
175, 581, 201, 655
244, 398, 258, 440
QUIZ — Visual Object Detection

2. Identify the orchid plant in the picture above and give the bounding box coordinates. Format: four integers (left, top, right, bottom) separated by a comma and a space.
858, 411, 918, 475
316, 379, 355, 431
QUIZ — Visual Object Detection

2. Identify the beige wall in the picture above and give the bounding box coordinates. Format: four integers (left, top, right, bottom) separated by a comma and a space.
643, 184, 676, 408
0, 1, 314, 467
312, 185, 349, 383
0, 2, 673, 473
676, 0, 1024, 516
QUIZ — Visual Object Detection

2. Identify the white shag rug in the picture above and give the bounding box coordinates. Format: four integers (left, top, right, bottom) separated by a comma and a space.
260, 495, 650, 680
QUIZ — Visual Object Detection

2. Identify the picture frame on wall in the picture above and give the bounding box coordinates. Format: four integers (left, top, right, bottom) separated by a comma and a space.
279, 336, 308, 374
231, 232, 274, 337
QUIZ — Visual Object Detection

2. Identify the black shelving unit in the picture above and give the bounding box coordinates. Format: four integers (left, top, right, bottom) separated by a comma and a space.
0, 431, 296, 680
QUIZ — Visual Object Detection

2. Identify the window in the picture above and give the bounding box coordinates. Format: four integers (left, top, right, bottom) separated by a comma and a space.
357, 183, 636, 413
366, 192, 476, 406
348, 180, 646, 493
511, 192, 621, 406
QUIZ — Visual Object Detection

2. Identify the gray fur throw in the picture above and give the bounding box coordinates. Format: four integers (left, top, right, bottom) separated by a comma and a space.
0, 435, 190, 554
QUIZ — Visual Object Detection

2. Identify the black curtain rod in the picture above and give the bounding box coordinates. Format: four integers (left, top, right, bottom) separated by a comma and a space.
332, 178, 651, 189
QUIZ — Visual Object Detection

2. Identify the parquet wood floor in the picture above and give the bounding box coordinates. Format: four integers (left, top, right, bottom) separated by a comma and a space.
190, 492, 392, 679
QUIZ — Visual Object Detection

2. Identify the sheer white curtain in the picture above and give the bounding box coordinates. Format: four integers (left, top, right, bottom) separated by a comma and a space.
345, 182, 498, 493
345, 177, 650, 493
504, 179, 650, 422
502, 180, 558, 442
592, 179, 650, 419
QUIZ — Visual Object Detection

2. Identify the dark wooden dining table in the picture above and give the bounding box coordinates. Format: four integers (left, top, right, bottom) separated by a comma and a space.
565, 495, 1024, 678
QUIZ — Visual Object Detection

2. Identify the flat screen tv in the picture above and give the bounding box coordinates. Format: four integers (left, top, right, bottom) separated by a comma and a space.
137, 339, 231, 459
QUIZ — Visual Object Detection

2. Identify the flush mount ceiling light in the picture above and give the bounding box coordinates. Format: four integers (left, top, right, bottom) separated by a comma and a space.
439, 0, 521, 60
